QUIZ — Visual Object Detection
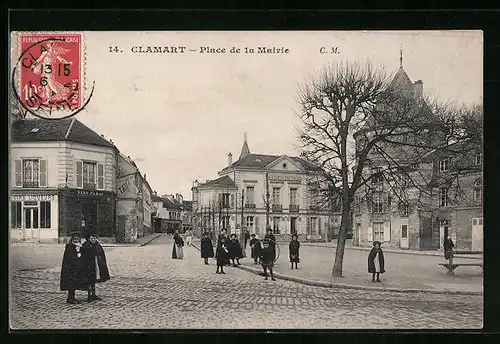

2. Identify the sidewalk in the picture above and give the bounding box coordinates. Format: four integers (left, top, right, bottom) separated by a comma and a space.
191, 238, 482, 295
10, 232, 161, 248
302, 241, 483, 260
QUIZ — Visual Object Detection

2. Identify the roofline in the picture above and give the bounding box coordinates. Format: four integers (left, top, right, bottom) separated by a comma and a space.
11, 138, 119, 151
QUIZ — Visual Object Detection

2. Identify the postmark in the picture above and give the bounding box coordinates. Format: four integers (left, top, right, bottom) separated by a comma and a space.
11, 32, 94, 120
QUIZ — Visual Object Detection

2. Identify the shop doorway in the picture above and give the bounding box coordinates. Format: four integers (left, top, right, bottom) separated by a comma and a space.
23, 204, 39, 241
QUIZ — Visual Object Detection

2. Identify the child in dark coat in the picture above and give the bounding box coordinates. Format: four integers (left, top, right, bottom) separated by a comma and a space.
200, 232, 215, 265
368, 241, 385, 282
260, 239, 276, 281
228, 233, 243, 266
60, 231, 88, 304
289, 233, 300, 269
249, 234, 262, 264
82, 231, 110, 302
215, 237, 229, 274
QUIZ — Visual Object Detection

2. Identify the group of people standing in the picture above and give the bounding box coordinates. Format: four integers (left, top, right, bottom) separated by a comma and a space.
59, 231, 110, 304
199, 227, 302, 281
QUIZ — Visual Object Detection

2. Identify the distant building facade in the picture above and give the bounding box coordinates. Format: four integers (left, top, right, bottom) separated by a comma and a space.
152, 193, 183, 234
192, 137, 332, 242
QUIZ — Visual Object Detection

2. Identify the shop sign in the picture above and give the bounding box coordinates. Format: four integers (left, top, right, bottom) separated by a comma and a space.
76, 190, 105, 197
12, 194, 55, 201
269, 174, 302, 182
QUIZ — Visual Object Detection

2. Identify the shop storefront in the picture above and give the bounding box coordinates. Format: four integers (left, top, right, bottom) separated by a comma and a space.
10, 190, 59, 243
58, 188, 116, 242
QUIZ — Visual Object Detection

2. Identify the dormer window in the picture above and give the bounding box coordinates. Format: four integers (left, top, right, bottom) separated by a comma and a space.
439, 159, 449, 172
31, 128, 40, 133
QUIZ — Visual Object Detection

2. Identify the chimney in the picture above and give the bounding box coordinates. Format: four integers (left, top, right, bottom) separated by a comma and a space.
413, 80, 423, 100
228, 152, 233, 166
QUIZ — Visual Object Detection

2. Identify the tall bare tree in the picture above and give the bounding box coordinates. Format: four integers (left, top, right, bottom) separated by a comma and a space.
296, 61, 480, 277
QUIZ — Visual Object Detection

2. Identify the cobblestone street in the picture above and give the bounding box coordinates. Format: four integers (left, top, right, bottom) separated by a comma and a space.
10, 235, 483, 330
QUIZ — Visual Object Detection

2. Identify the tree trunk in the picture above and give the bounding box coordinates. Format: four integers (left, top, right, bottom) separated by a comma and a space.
332, 200, 352, 277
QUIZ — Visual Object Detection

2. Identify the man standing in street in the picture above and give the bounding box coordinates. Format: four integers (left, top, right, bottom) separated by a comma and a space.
243, 229, 250, 248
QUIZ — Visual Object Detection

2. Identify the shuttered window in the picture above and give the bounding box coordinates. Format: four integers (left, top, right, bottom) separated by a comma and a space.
97, 163, 104, 190
14, 160, 22, 186
76, 161, 83, 188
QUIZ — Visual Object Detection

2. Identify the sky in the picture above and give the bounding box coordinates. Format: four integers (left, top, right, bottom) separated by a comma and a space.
17, 31, 483, 198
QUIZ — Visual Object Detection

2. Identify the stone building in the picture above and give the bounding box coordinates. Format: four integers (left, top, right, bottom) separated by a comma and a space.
116, 154, 156, 243
191, 136, 332, 243
10, 118, 118, 243
353, 64, 483, 251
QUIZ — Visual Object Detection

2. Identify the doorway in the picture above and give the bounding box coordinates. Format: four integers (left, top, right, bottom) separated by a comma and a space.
81, 202, 98, 234
471, 217, 483, 251
400, 223, 409, 249
23, 205, 39, 241
290, 217, 297, 234
439, 220, 449, 249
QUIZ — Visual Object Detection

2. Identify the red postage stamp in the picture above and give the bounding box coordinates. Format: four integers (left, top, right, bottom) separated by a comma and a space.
16, 33, 83, 116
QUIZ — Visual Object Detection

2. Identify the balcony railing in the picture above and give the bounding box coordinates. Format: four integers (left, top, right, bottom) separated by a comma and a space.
272, 204, 283, 212
289, 204, 299, 213
245, 203, 256, 209
83, 182, 96, 191
23, 181, 39, 188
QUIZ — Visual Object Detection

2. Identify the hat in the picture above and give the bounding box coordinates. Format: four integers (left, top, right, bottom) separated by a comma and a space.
373, 241, 382, 246
69, 231, 82, 239
230, 233, 237, 238
291, 233, 298, 239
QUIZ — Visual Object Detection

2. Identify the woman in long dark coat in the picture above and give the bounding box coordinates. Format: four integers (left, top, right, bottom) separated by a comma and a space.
215, 237, 229, 274
200, 232, 215, 265
289, 233, 300, 269
227, 233, 244, 266
82, 231, 110, 302
172, 230, 185, 259
249, 234, 262, 264
368, 241, 385, 282
60, 231, 88, 304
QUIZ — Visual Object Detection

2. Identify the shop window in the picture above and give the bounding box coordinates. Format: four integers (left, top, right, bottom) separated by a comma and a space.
11, 201, 22, 228
40, 201, 51, 228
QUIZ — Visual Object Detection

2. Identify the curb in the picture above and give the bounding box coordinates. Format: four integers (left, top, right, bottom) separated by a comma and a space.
138, 234, 162, 247
301, 243, 483, 260
192, 242, 482, 296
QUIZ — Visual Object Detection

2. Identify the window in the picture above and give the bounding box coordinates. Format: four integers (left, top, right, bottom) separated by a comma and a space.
400, 203, 409, 217
272, 187, 281, 205
371, 167, 383, 184
222, 193, 230, 208
11, 201, 22, 228
355, 195, 362, 214
310, 217, 317, 235
439, 159, 449, 172
372, 194, 383, 213
401, 224, 408, 238
272, 216, 280, 234
440, 187, 449, 207
76, 161, 104, 190
387, 194, 392, 209
246, 216, 254, 228
402, 134, 409, 143
289, 188, 298, 205
474, 179, 482, 203
246, 186, 255, 205
230, 194, 235, 208
22, 159, 47, 187
40, 201, 51, 228
475, 153, 482, 166
373, 222, 384, 242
